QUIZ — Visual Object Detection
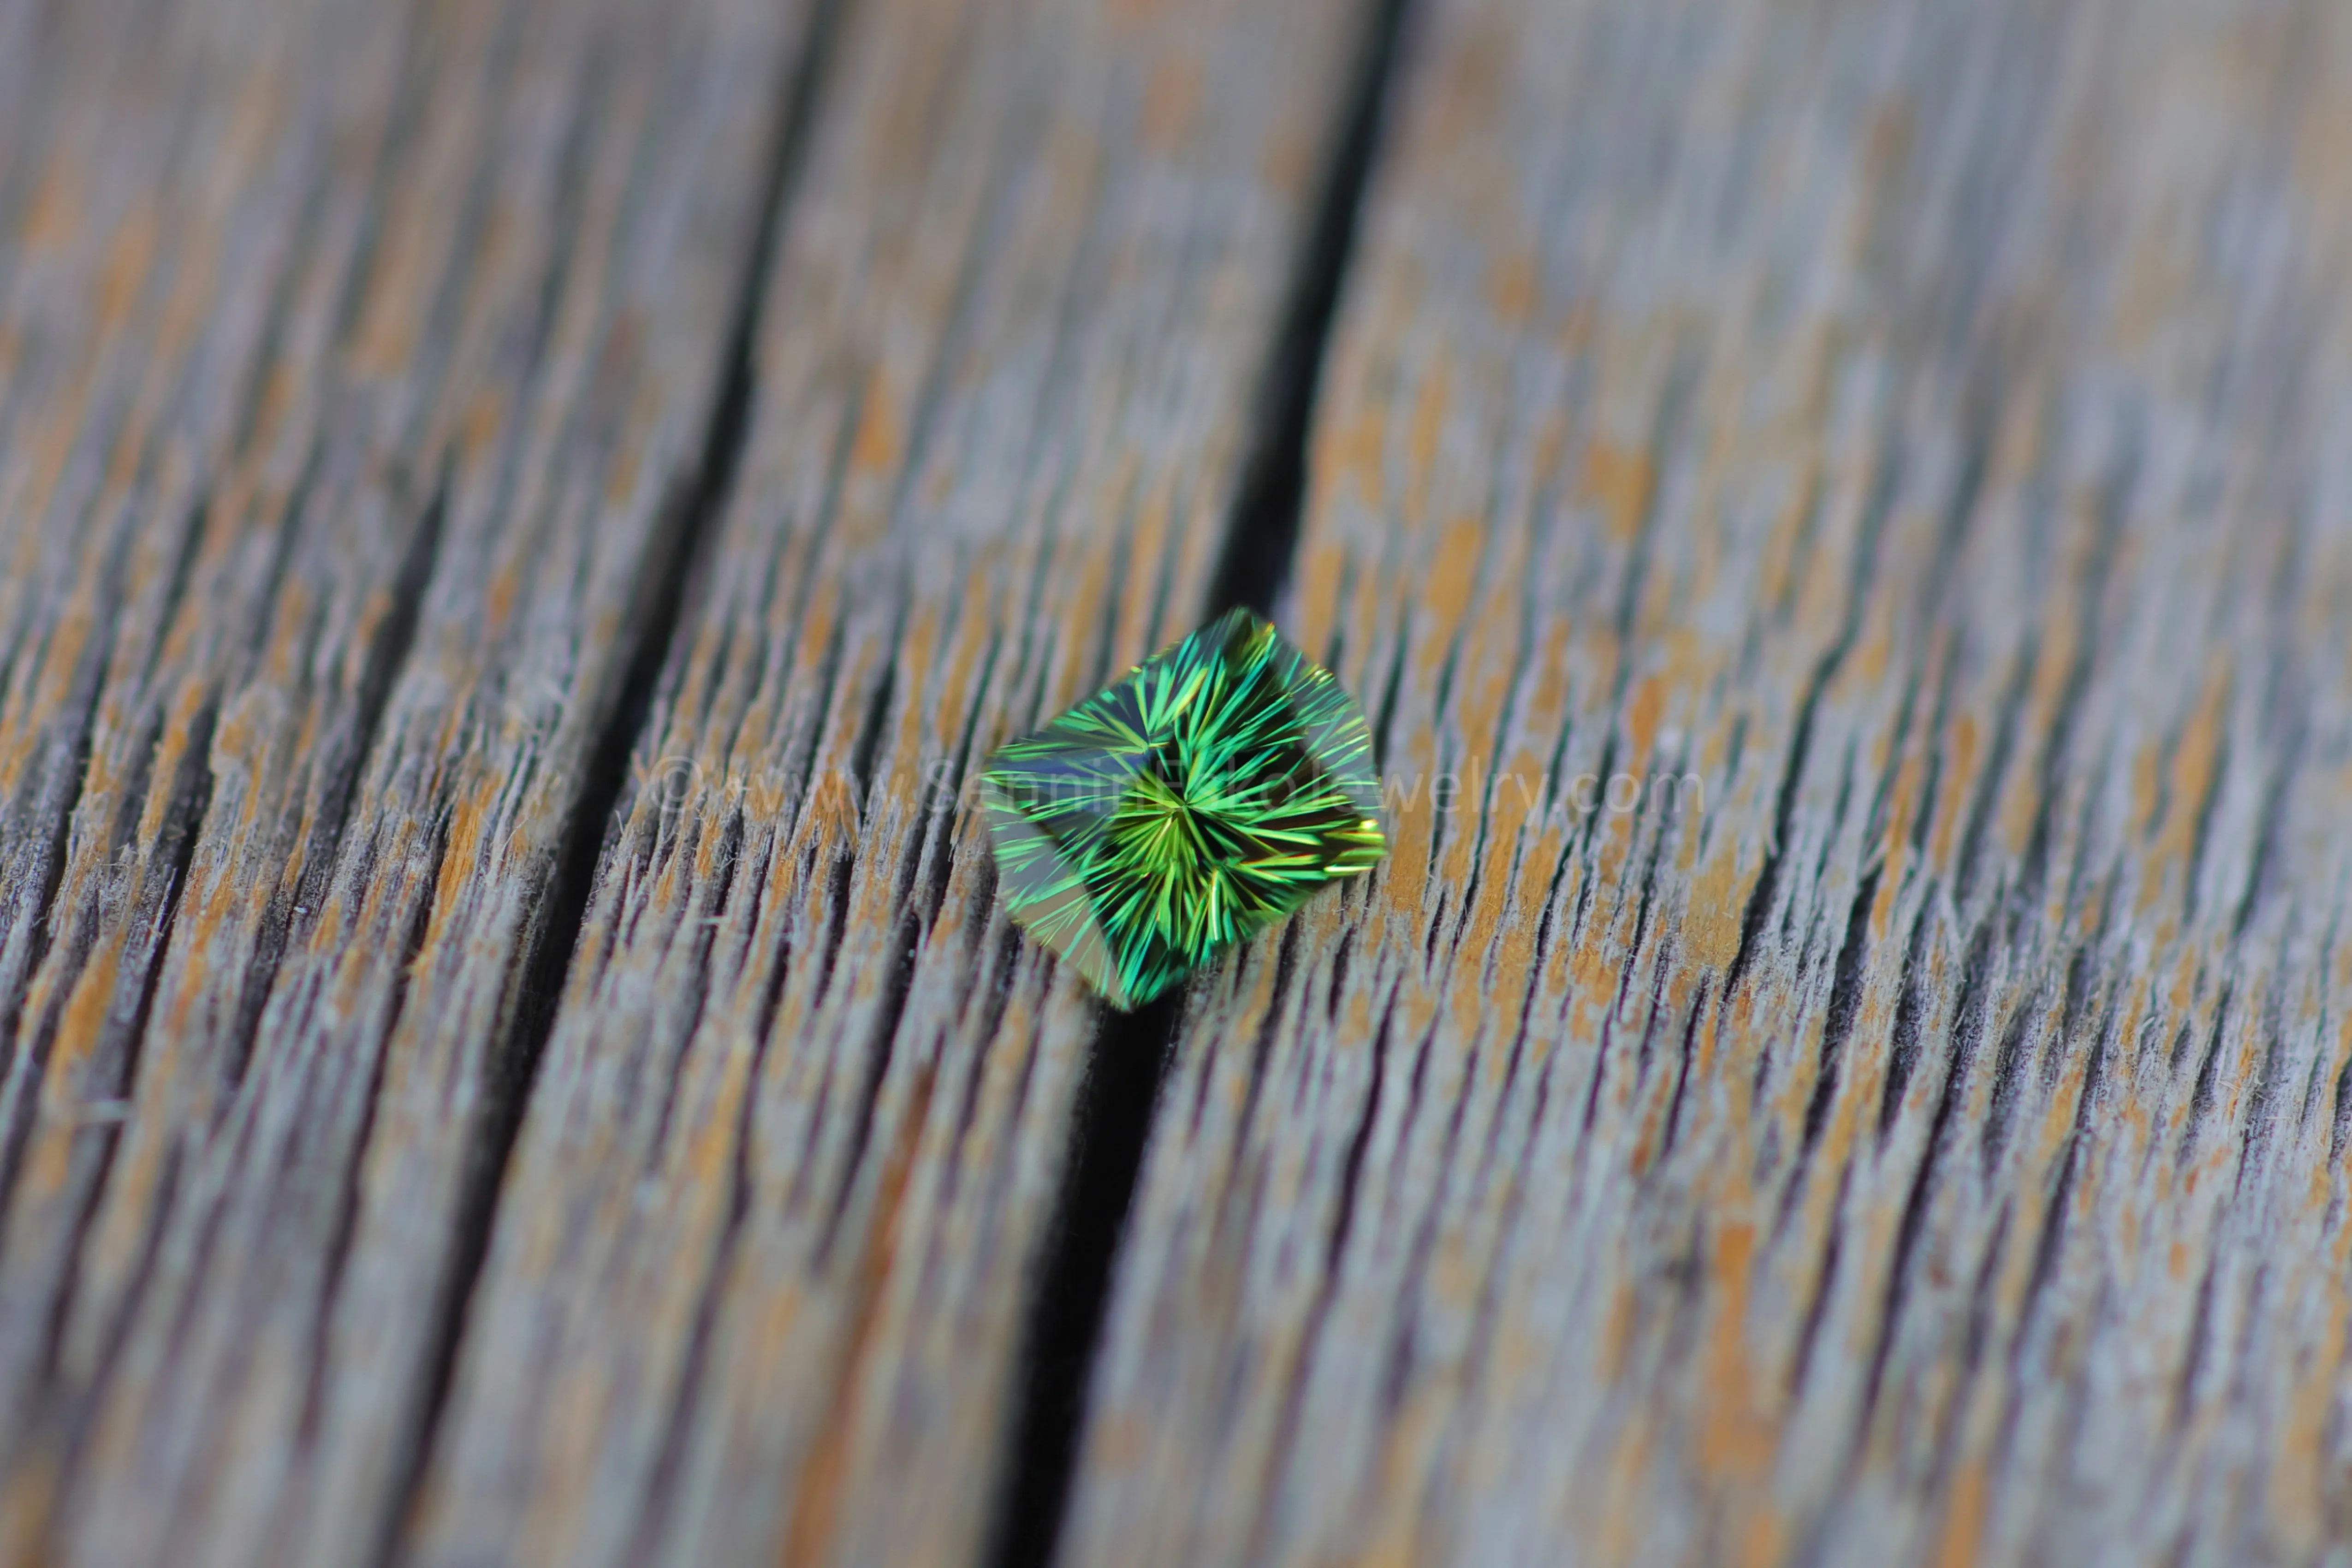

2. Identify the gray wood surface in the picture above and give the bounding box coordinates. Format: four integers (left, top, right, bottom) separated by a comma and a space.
407, 0, 1367, 1563
0, 0, 810, 1561
1, 0, 2349, 1564
1063, 0, 2352, 1563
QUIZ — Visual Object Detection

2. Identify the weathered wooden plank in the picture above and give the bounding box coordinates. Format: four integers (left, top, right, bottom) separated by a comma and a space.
400, 0, 1375, 1564
1063, 0, 2352, 1563
0, 0, 811, 1561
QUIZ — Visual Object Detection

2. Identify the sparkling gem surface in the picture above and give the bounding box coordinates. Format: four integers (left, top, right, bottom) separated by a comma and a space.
980, 607, 1386, 1009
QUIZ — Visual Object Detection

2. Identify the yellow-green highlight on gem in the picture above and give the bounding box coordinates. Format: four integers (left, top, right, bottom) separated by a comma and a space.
980, 606, 1386, 1010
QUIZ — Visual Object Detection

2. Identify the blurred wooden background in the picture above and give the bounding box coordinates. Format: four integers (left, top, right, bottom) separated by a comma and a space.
1, 0, 2349, 1563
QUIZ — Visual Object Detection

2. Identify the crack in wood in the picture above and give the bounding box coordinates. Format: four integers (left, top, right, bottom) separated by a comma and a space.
368, 0, 855, 1558
981, 0, 1419, 1561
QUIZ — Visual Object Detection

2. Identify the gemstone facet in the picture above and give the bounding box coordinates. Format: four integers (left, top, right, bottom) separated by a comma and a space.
980, 607, 1385, 1009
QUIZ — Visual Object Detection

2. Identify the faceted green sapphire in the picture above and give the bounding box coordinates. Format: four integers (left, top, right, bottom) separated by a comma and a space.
980, 607, 1386, 1010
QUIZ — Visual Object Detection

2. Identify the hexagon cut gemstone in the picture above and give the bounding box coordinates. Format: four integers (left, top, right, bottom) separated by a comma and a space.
980, 607, 1386, 1010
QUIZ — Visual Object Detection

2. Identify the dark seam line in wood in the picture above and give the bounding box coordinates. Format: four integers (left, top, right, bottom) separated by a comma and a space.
30, 701, 216, 1390
1204, 0, 1414, 624
369, 0, 854, 1560
1802, 742, 1860, 929
1212, 919, 1301, 1166
2179, 982, 2234, 1169
799, 145, 1039, 1204
0, 525, 127, 1026
1932, 1198, 2008, 1482
2016, 450, 2129, 930
1778, 620, 1929, 1185
228, 457, 438, 1110
305, 804, 453, 1451
1722, 443, 1896, 999
2334, 1046, 2352, 1189
980, 980, 1181, 1568
0, 784, 81, 1196
1579, 956, 1621, 1139
1657, 980, 1708, 1159
1240, 984, 1400, 1568
1875, 903, 1938, 1144
2230, 701, 2301, 943
1951, 630, 2032, 912
1856, 915, 1997, 1439
2234, 514, 2316, 946
1543, 361, 1694, 959
814, 649, 921, 1267
2301, 890, 2344, 1131
1979, 999, 2038, 1177
2009, 975, 2114, 1366
1787, 1163, 1851, 1396
982, 0, 1418, 1563
2229, 972, 2289, 1206
622, 888, 758, 1568
635, 811, 748, 1178
1628, 928, 1675, 1093
1428, 549, 1544, 987
0, 517, 139, 1230
1785, 861, 1880, 1210
2170, 1244, 2221, 1437
1578, 352, 1694, 849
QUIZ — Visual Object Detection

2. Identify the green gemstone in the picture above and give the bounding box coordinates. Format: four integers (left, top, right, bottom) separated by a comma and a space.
980, 607, 1386, 1010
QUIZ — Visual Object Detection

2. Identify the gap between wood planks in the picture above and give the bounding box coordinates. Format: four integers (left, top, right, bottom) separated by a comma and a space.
364, 0, 1418, 1560
368, 0, 854, 1561
984, 0, 1418, 1562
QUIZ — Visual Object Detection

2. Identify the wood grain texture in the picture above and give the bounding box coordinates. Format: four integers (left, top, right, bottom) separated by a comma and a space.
7, 0, 2352, 1563
1061, 0, 2352, 1564
0, 0, 808, 1561
402, 0, 1369, 1564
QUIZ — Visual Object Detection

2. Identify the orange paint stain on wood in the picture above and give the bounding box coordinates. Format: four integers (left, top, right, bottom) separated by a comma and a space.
17, 158, 83, 254
1872, 753, 1923, 938
460, 388, 506, 466
1930, 1458, 1989, 1568
1313, 402, 1389, 512
422, 789, 496, 956
1116, 472, 1173, 654
1625, 673, 1665, 774
1407, 359, 1452, 517
15, 1002, 125, 1262
95, 207, 160, 330
1419, 515, 1485, 653
1141, 54, 1202, 151
1449, 647, 1515, 778
677, 1029, 754, 1199
1686, 839, 1756, 973
777, 1061, 937, 1568
1487, 250, 1538, 325
1291, 540, 1347, 661
1453, 772, 1535, 986
1580, 439, 1655, 546
344, 237, 426, 380
1694, 1218, 1779, 1483
2139, 666, 2230, 915
2130, 736, 2162, 841
878, 604, 937, 755
1851, 613, 1893, 689
1927, 711, 1978, 875
848, 374, 902, 482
